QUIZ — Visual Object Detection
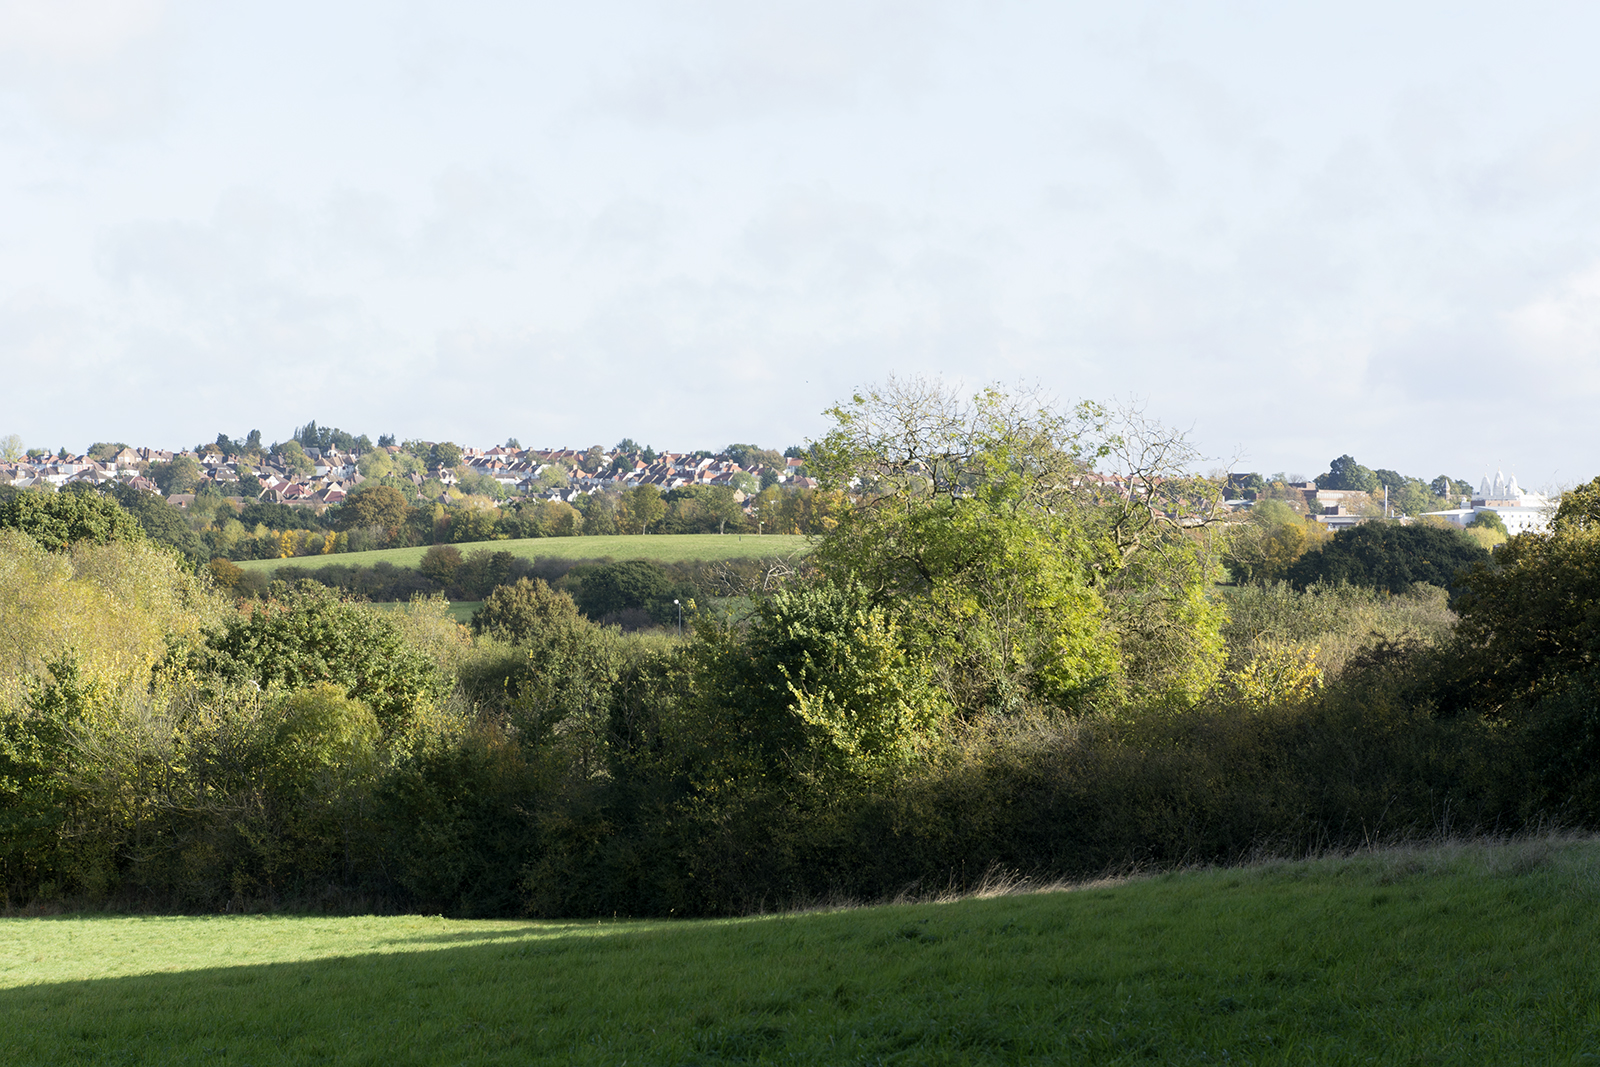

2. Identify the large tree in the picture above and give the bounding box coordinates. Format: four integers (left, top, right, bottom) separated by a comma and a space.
1316, 454, 1378, 493
0, 489, 145, 551
331, 484, 410, 537
809, 377, 1222, 714
148, 455, 202, 495
1285, 522, 1487, 595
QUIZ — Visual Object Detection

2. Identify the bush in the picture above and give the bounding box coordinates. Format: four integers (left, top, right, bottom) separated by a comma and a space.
1286, 522, 1487, 595
197, 586, 443, 735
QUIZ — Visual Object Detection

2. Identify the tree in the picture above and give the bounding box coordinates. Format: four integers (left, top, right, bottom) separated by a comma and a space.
0, 489, 145, 551
276, 441, 314, 477
85, 442, 129, 461
198, 586, 442, 734
333, 484, 411, 536
567, 560, 677, 623
107, 484, 207, 560
573, 492, 617, 536
723, 443, 783, 470
810, 378, 1126, 715
0, 433, 23, 461
1222, 499, 1316, 585
236, 472, 264, 500
1452, 524, 1600, 711
695, 579, 946, 775
472, 577, 585, 645
1285, 522, 1488, 595
430, 442, 463, 471
662, 485, 742, 534
1316, 455, 1378, 493
418, 544, 463, 587
1553, 477, 1600, 533
148, 455, 202, 495
1467, 510, 1507, 535
625, 485, 665, 534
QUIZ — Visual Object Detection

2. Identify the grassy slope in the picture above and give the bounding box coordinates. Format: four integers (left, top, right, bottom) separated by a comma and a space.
4, 839, 1598, 1065
234, 533, 812, 575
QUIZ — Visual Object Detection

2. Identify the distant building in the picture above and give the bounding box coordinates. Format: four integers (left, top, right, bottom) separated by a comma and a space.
1426, 470, 1553, 535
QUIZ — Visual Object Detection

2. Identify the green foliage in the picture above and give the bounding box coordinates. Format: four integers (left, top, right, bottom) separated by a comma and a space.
1221, 500, 1317, 585
107, 483, 207, 560
1467, 509, 1507, 535
1316, 454, 1378, 492
0, 489, 145, 552
1286, 522, 1488, 595
275, 441, 314, 476
418, 543, 463, 586
811, 380, 1126, 716
471, 577, 584, 645
147, 454, 202, 495
566, 559, 683, 625
376, 720, 546, 915
1553, 476, 1600, 533
430, 441, 463, 471
625, 485, 666, 534
1221, 580, 1456, 680
695, 580, 946, 776
331, 484, 410, 535
661, 485, 743, 533
1451, 526, 1600, 714
291, 420, 358, 453
198, 587, 442, 735
264, 684, 380, 795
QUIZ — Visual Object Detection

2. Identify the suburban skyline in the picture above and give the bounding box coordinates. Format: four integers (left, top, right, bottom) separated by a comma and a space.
2, 1, 1597, 491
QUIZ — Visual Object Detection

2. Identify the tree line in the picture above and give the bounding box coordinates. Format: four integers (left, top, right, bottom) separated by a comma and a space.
2, 381, 1597, 917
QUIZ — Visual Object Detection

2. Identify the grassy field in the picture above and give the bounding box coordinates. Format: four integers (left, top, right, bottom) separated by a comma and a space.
235, 533, 812, 576
4, 838, 1598, 1065
371, 599, 482, 624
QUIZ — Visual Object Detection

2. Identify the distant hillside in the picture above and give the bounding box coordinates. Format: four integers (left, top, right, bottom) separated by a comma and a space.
234, 532, 812, 575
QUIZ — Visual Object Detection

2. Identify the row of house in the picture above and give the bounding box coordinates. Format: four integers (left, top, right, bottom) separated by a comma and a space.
0, 443, 816, 514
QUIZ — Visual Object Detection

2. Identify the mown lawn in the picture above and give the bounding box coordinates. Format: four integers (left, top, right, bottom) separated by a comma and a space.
3, 838, 1598, 1065
234, 533, 812, 576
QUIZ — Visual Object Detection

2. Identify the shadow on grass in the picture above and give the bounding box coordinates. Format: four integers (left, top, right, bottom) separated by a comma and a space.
1, 928, 708, 1067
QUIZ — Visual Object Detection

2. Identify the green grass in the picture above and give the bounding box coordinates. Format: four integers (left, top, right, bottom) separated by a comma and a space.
371, 600, 481, 624
235, 533, 813, 576
4, 838, 1599, 1064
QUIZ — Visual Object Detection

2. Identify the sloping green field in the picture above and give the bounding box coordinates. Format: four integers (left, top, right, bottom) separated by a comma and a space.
235, 533, 812, 575
3, 838, 1597, 1065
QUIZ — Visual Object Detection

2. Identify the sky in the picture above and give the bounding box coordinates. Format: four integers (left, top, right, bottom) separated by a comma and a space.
2, 0, 1597, 489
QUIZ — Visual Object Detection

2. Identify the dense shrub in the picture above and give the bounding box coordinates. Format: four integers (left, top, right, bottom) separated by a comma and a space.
196, 586, 443, 735
1286, 522, 1487, 595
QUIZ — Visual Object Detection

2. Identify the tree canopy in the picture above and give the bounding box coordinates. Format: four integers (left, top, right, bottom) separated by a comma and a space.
0, 489, 146, 552
1285, 522, 1488, 595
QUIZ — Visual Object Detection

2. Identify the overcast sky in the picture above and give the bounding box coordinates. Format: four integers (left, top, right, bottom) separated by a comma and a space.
2, 1, 1596, 488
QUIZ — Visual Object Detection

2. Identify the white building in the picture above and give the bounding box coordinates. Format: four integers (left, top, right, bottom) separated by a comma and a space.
1426, 470, 1553, 535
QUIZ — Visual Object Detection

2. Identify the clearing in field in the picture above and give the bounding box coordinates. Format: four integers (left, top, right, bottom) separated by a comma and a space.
3, 837, 1597, 1065
234, 532, 812, 577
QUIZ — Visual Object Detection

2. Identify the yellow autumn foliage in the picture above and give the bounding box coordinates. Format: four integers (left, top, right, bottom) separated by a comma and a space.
0, 529, 226, 709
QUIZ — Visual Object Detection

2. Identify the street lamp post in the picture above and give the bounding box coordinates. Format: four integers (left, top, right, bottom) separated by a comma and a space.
674, 598, 681, 638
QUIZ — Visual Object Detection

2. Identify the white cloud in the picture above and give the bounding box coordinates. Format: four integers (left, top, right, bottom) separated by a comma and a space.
0, 0, 177, 131
589, 0, 940, 127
